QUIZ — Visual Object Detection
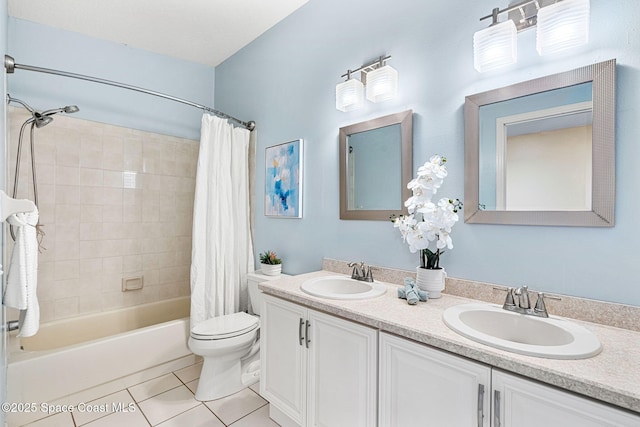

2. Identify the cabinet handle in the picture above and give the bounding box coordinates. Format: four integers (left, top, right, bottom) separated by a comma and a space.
477, 384, 485, 427
298, 318, 305, 346
305, 320, 311, 348
494, 390, 501, 427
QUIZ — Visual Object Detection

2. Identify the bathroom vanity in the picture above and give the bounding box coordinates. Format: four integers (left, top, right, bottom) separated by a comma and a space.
259, 270, 640, 427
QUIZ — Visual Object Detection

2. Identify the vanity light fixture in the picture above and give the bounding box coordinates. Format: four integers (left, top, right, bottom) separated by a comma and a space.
474, 0, 590, 72
336, 56, 397, 111
536, 0, 590, 55
336, 70, 364, 112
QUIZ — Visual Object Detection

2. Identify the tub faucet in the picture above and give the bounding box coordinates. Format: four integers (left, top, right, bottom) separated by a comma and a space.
347, 261, 374, 282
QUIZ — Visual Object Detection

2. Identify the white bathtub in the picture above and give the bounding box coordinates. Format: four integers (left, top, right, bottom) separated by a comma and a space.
7, 297, 193, 407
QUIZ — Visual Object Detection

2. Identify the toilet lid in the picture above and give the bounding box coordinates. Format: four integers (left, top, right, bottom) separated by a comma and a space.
191, 312, 259, 340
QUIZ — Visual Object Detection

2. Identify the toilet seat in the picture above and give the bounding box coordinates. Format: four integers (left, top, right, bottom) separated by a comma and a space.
191, 312, 259, 340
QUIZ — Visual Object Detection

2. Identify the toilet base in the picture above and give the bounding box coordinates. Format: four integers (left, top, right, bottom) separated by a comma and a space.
195, 349, 260, 401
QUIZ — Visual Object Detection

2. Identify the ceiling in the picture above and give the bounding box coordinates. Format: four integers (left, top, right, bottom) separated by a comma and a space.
8, 0, 309, 67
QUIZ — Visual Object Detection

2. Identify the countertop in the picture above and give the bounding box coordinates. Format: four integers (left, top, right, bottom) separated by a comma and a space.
258, 270, 640, 415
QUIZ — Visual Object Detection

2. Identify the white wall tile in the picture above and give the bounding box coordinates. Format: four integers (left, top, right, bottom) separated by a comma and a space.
8, 113, 198, 322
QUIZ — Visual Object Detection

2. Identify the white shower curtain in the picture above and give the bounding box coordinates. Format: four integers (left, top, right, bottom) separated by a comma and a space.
190, 114, 254, 328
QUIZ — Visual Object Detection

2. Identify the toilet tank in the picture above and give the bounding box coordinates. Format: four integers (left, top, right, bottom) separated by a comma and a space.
247, 271, 288, 315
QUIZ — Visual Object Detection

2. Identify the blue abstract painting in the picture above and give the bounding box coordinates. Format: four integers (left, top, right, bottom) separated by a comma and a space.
265, 139, 303, 218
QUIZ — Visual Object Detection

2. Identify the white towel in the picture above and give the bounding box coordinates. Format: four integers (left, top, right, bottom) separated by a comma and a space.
4, 207, 40, 337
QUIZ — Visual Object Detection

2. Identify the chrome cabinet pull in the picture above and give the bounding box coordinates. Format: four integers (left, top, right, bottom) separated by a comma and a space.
494, 390, 501, 427
298, 318, 305, 346
477, 384, 485, 427
305, 320, 311, 348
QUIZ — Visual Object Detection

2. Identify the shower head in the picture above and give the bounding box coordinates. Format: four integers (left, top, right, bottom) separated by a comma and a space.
32, 112, 53, 128
7, 94, 80, 128
42, 105, 80, 116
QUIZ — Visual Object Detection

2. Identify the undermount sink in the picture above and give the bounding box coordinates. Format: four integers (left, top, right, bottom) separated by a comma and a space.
300, 276, 387, 300
442, 303, 602, 359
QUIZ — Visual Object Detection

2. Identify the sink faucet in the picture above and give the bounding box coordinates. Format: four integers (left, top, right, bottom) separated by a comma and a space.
347, 261, 374, 282
501, 285, 559, 318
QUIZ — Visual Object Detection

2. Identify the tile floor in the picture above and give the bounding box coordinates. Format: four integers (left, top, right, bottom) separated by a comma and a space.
22, 362, 280, 427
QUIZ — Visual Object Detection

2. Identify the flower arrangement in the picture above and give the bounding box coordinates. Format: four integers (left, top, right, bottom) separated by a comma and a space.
259, 250, 282, 265
391, 155, 462, 269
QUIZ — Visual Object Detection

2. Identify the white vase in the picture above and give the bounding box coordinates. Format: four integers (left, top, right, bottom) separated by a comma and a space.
261, 263, 282, 276
415, 267, 446, 298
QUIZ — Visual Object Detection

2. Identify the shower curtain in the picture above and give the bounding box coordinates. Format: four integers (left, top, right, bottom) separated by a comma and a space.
190, 114, 254, 327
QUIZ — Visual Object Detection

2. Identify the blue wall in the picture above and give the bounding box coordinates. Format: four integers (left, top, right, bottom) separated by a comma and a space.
215, 0, 640, 306
7, 18, 214, 140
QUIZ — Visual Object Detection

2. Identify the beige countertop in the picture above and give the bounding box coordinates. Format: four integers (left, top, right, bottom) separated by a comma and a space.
259, 270, 640, 415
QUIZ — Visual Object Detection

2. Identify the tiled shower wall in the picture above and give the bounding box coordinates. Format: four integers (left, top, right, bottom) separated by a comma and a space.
7, 107, 199, 322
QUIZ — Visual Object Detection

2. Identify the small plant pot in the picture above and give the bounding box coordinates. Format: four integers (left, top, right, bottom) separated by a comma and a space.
415, 267, 446, 298
261, 263, 282, 276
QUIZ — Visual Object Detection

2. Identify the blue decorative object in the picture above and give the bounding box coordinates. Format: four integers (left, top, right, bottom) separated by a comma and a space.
397, 277, 429, 305
265, 139, 303, 218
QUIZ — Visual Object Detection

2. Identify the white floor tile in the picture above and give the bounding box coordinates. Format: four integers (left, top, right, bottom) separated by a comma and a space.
229, 405, 279, 427
156, 404, 225, 427
184, 379, 199, 394
137, 385, 200, 426
23, 411, 75, 427
204, 388, 268, 425
249, 381, 261, 396
128, 374, 183, 402
72, 390, 136, 426
83, 406, 149, 427
173, 362, 203, 384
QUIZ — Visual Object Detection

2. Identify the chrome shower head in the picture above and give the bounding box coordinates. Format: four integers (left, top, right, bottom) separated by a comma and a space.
42, 105, 80, 116
33, 112, 53, 128
8, 95, 79, 128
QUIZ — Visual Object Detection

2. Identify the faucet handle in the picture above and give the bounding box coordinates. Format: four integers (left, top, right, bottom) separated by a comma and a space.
505, 288, 516, 307
364, 265, 376, 282
534, 292, 561, 317
534, 293, 549, 317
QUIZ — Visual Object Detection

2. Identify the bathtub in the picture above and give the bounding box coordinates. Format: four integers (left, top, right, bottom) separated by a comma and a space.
7, 296, 193, 408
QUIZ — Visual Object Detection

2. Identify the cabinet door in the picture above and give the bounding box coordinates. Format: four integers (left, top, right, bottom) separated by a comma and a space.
261, 295, 308, 426
493, 370, 640, 427
379, 332, 491, 427
307, 310, 377, 427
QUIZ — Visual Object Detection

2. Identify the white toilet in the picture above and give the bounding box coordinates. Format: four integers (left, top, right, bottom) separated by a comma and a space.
188, 271, 276, 401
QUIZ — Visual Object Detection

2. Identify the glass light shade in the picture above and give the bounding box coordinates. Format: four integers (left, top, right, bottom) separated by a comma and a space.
365, 65, 398, 103
336, 78, 364, 112
536, 0, 590, 56
473, 20, 517, 73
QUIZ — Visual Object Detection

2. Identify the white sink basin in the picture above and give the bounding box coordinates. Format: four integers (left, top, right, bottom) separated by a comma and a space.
442, 303, 602, 359
300, 276, 387, 300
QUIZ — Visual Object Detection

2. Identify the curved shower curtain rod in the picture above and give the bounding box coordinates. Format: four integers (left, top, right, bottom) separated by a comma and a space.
4, 54, 256, 131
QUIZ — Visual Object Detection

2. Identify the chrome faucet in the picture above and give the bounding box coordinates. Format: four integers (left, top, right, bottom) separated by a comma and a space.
347, 261, 374, 282
501, 285, 559, 318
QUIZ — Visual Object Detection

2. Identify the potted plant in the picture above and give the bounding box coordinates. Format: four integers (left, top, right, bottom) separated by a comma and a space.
259, 250, 282, 276
391, 155, 462, 298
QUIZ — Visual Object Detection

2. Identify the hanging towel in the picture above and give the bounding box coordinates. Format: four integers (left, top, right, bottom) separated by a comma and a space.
3, 207, 40, 337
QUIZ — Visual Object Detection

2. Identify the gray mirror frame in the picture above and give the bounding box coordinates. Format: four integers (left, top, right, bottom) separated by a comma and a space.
464, 59, 616, 227
340, 110, 413, 220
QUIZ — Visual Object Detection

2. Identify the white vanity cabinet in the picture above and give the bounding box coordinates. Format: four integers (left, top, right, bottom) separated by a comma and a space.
379, 331, 640, 427
260, 294, 378, 427
379, 332, 491, 427
492, 370, 640, 427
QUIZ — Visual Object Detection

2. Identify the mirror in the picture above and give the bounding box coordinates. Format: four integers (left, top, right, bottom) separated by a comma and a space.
340, 110, 413, 220
464, 59, 616, 227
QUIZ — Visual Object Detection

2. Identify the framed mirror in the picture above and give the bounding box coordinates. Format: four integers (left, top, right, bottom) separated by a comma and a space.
464, 59, 616, 227
339, 110, 413, 220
